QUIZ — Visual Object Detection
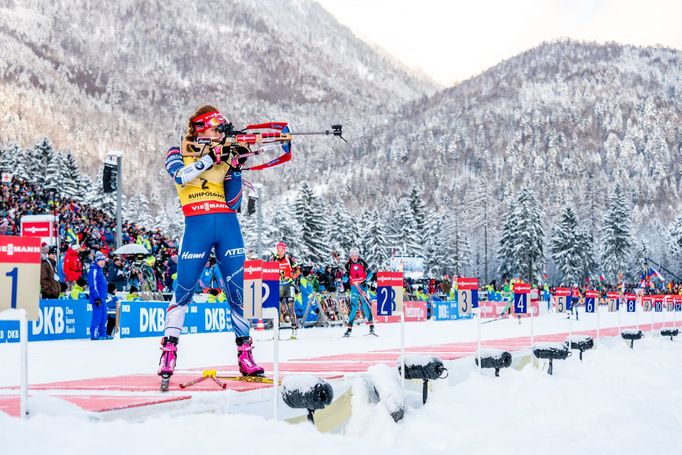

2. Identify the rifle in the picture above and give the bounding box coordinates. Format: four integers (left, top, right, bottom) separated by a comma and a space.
182, 122, 346, 171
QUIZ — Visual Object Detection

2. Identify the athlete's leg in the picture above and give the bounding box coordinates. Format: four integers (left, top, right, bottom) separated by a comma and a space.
347, 287, 360, 326
163, 215, 214, 339
213, 213, 248, 338
214, 213, 263, 375
359, 285, 374, 324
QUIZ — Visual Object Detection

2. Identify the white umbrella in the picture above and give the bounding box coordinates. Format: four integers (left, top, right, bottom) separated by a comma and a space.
113, 243, 150, 255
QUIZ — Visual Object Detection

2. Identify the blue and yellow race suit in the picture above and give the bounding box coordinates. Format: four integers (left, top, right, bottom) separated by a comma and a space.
161, 142, 250, 339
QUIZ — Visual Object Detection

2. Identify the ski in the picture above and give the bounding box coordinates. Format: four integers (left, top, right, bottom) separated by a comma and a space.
481, 315, 507, 324
216, 375, 280, 385
365, 331, 379, 337
160, 373, 171, 392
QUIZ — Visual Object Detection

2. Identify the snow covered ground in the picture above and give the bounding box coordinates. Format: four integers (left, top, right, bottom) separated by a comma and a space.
1, 310, 680, 454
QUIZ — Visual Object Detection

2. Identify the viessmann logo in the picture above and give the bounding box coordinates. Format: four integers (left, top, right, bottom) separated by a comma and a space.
190, 202, 229, 212
0, 244, 41, 255
24, 226, 49, 234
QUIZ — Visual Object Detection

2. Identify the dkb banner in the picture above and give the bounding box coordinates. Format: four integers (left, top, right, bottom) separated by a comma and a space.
118, 300, 233, 338
0, 299, 91, 343
1, 299, 234, 342
432, 300, 474, 321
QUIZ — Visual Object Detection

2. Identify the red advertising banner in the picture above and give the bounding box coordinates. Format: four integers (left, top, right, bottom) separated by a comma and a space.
554, 287, 571, 297
585, 290, 600, 299
377, 271, 403, 287
261, 261, 280, 281
21, 221, 52, 238
0, 235, 42, 264
244, 259, 262, 280
457, 277, 478, 290
373, 301, 428, 323
607, 292, 620, 299
513, 283, 531, 294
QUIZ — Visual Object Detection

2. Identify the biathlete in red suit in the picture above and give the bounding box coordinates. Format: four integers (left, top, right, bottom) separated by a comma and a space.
270, 241, 301, 326
343, 247, 375, 337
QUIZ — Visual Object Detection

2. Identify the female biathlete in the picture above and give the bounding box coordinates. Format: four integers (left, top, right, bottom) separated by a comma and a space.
157, 105, 263, 391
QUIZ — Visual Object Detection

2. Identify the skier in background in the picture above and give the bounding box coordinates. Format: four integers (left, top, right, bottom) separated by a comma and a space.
343, 247, 375, 337
271, 241, 301, 332
157, 105, 264, 391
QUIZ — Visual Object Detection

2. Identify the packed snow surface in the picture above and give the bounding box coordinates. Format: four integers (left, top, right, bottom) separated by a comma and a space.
1, 311, 681, 454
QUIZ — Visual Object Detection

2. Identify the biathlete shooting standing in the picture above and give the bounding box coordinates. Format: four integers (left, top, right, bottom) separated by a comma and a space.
343, 247, 376, 337
157, 105, 264, 392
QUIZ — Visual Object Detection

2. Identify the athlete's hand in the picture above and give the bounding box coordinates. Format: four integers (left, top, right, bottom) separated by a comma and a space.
230, 145, 250, 170
94, 298, 102, 307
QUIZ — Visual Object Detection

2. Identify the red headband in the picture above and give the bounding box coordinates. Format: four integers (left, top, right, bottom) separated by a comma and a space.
192, 111, 226, 134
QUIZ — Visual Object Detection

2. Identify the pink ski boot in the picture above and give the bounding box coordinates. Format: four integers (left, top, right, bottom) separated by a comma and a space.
158, 336, 179, 392
237, 336, 265, 376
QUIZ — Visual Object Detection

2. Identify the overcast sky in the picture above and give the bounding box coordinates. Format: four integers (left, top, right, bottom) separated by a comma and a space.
315, 0, 682, 86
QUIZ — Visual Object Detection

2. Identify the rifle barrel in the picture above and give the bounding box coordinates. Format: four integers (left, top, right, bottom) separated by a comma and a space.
288, 131, 333, 136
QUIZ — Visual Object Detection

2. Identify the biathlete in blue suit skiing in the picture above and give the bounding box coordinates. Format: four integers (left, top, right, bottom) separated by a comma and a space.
157, 105, 264, 391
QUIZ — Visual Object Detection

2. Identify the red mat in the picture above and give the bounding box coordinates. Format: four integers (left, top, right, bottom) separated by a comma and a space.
27, 374, 274, 392
0, 394, 190, 417
4, 321, 673, 415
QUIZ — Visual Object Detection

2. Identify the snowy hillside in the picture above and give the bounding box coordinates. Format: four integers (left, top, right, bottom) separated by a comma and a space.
0, 0, 438, 195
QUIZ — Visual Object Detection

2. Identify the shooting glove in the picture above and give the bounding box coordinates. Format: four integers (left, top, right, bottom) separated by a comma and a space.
228, 145, 250, 170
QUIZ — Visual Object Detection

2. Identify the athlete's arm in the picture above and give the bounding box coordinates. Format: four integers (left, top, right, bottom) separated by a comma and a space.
165, 147, 214, 185
224, 171, 242, 210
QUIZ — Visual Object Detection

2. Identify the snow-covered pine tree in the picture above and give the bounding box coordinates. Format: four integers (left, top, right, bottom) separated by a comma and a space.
396, 197, 421, 256
29, 137, 54, 186
325, 199, 357, 258
44, 150, 67, 193
159, 198, 184, 242
0, 143, 25, 180
551, 206, 583, 285
239, 208, 258, 256
61, 151, 83, 200
667, 214, 682, 277
270, 200, 304, 259
577, 229, 597, 284
628, 240, 649, 283
444, 211, 471, 277
465, 184, 498, 284
293, 183, 327, 263
361, 209, 390, 270
497, 202, 517, 280
126, 193, 153, 228
407, 185, 427, 242
515, 187, 545, 284
423, 213, 448, 276
600, 185, 632, 282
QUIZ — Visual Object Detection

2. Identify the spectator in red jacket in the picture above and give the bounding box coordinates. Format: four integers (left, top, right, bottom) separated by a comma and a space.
63, 243, 84, 286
